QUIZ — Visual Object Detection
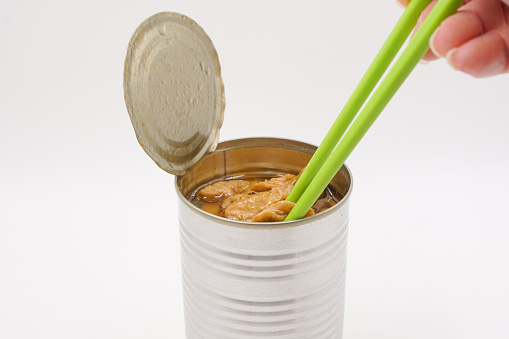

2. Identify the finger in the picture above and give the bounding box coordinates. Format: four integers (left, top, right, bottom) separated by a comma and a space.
446, 26, 509, 77
408, 0, 488, 61
429, 11, 483, 57
396, 0, 410, 8
421, 49, 440, 62
430, 0, 508, 57
458, 0, 507, 31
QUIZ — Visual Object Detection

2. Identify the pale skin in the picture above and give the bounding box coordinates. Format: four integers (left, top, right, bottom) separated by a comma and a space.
396, 0, 509, 77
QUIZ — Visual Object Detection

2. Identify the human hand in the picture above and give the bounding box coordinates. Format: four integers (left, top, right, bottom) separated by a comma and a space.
396, 0, 509, 77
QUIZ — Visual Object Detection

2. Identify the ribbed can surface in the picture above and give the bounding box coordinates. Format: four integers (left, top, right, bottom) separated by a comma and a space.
176, 138, 352, 339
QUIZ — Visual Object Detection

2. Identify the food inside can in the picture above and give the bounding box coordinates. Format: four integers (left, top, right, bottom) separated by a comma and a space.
189, 173, 341, 222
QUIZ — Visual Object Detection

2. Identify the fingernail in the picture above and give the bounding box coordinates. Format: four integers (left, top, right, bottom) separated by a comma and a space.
419, 59, 429, 65
446, 48, 458, 70
429, 29, 443, 58
395, 0, 404, 8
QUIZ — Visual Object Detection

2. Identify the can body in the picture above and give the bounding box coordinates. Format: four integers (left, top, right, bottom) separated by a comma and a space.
176, 138, 352, 339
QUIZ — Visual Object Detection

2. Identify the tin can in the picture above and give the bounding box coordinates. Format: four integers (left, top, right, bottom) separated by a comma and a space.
176, 137, 352, 339
124, 13, 353, 338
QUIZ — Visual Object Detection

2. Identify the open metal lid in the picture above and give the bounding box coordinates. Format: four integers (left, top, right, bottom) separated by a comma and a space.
124, 12, 225, 175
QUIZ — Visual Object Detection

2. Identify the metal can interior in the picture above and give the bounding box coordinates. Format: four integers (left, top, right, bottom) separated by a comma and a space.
175, 137, 353, 338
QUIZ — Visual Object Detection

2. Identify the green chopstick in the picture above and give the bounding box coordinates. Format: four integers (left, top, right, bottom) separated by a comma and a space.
286, 0, 432, 204
285, 0, 464, 221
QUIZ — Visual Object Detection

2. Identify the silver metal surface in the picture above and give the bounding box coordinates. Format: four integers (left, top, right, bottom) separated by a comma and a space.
176, 138, 352, 338
124, 12, 225, 175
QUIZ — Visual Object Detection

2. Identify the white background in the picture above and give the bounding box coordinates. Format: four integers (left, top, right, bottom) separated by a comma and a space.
1, 0, 508, 338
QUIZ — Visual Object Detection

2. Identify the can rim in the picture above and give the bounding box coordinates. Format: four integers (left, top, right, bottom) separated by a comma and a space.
174, 137, 353, 230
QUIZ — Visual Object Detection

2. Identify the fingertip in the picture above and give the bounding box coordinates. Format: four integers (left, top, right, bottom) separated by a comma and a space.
429, 29, 444, 58
429, 11, 484, 61
445, 48, 459, 70
445, 30, 508, 78
422, 49, 440, 62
